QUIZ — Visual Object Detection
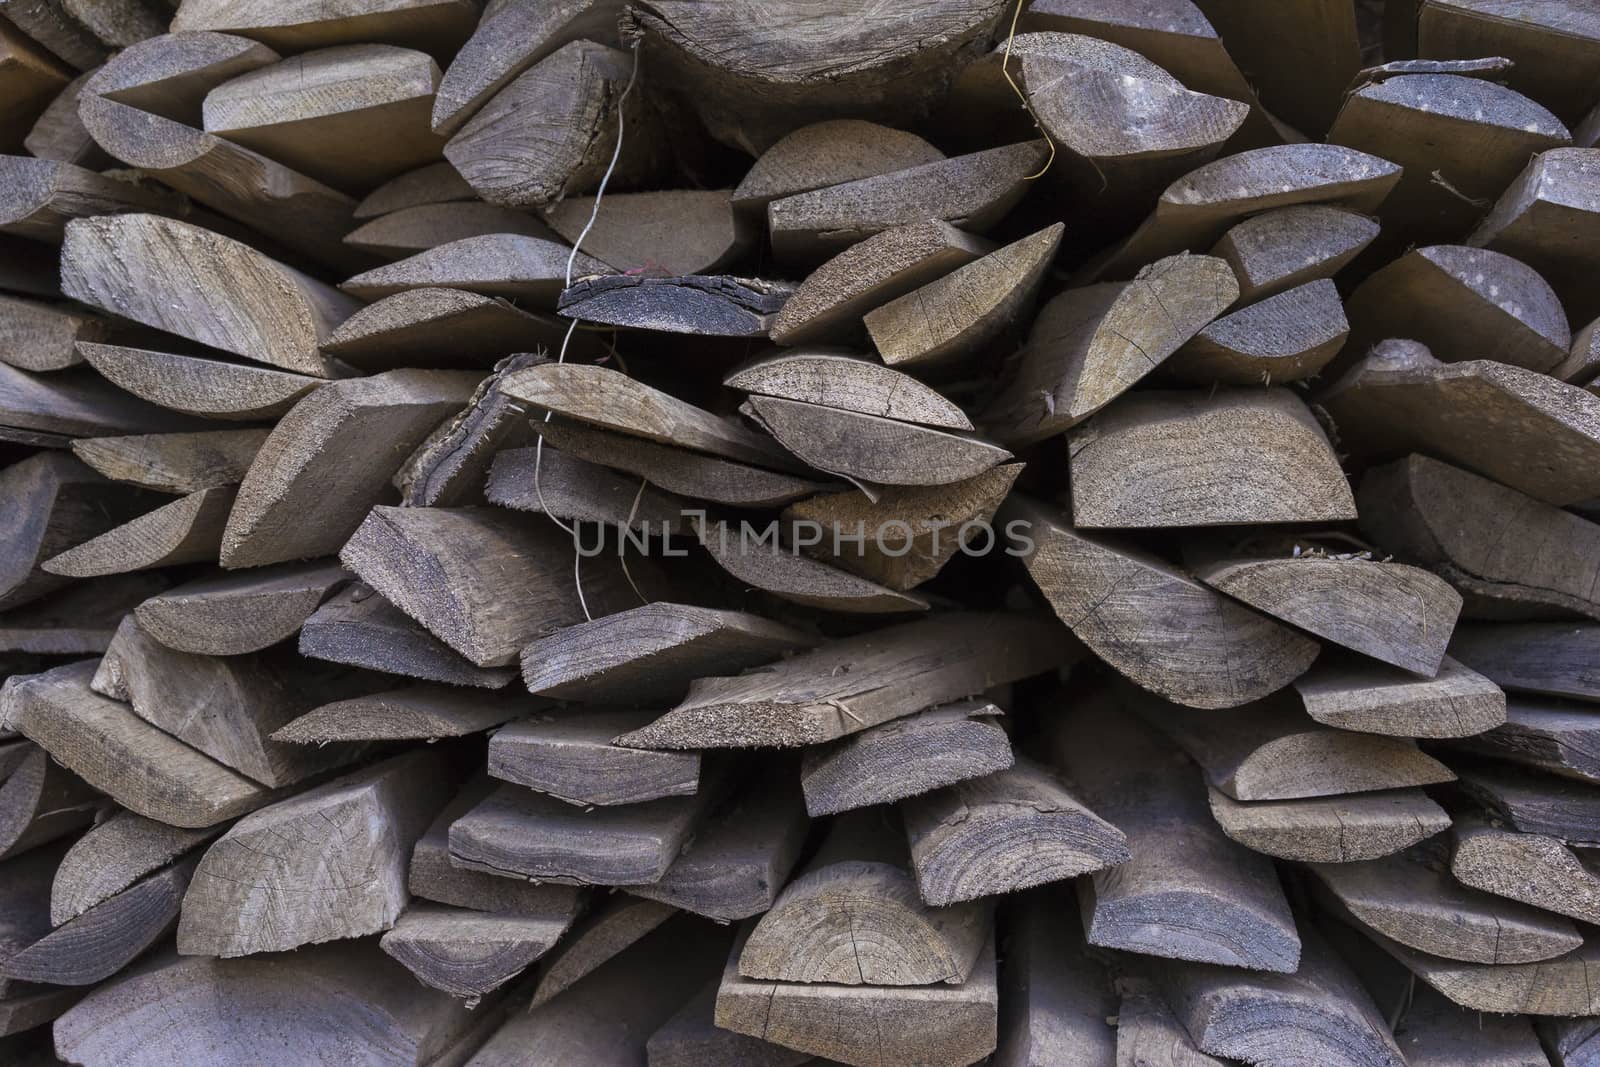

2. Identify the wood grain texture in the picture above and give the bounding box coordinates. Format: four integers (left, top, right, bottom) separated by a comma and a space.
78, 342, 322, 422
995, 890, 1119, 1067
726, 349, 972, 430
1451, 821, 1600, 926
1293, 654, 1506, 738
1206, 787, 1452, 862
1445, 699, 1600, 782
274, 684, 533, 743
43, 484, 235, 577
322, 287, 570, 371
1417, 0, 1600, 122
1470, 147, 1600, 323
70, 428, 267, 494
732, 119, 944, 213
0, 744, 96, 860
133, 559, 346, 655
1166, 279, 1350, 385
340, 232, 610, 308
343, 200, 558, 258
1452, 760, 1600, 844
25, 70, 110, 167
50, 809, 219, 925
298, 583, 519, 688
0, 156, 183, 242
1450, 622, 1600, 702
1387, 982, 1549, 1067
696, 516, 931, 615
527, 895, 676, 1010
0, 293, 107, 373
543, 189, 753, 276
0, 571, 167, 655
379, 901, 580, 1000
1365, 924, 1600, 1016
556, 274, 792, 337
1211, 204, 1380, 303
354, 160, 472, 217
170, 0, 480, 55
647, 978, 815, 1067
485, 445, 693, 533
487, 708, 700, 807
0, 360, 214, 443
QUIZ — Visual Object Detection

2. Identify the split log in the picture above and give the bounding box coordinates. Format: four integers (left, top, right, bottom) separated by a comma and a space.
201, 44, 445, 192
1188, 547, 1461, 675
176, 748, 454, 956
0, 572, 167, 655
1452, 761, 1600, 844
340, 505, 637, 668
94, 614, 371, 786
624, 775, 808, 922
0, 660, 276, 827
1469, 148, 1600, 322
543, 190, 752, 276
1293, 654, 1506, 738
997, 891, 1119, 1067
1444, 700, 1600, 782
379, 900, 580, 1000
1068, 387, 1357, 527
1003, 495, 1320, 709
1114, 985, 1223, 1067
742, 396, 1012, 487
42, 484, 235, 576
24, 69, 110, 167
2, 856, 196, 986
1207, 787, 1452, 862
1416, 0, 1600, 122
1165, 279, 1350, 385
78, 343, 322, 422
1563, 316, 1600, 386
50, 810, 218, 924
133, 559, 345, 655
1326, 72, 1569, 243
731, 119, 944, 213
447, 779, 717, 886
800, 700, 1012, 817
767, 220, 990, 347
1451, 821, 1600, 926
624, 0, 1008, 155
486, 446, 691, 532
220, 368, 478, 568
487, 708, 700, 807
298, 583, 518, 688
275, 685, 531, 744
1211, 204, 1380, 303
340, 233, 610, 308
0, 986, 82, 1040
862, 224, 1061, 373
443, 41, 668, 210
409, 776, 584, 915
981, 254, 1239, 446
739, 809, 987, 985
1357, 454, 1600, 620
1155, 927, 1406, 1067
1309, 849, 1582, 964
613, 612, 1076, 749
1134, 692, 1456, 801
56, 0, 162, 49
70, 428, 267, 494
517, 602, 814, 704
1193, 0, 1361, 134
1449, 622, 1600, 702
696, 517, 930, 615
2, 360, 214, 439
53, 943, 484, 1066
354, 160, 472, 217
1053, 701, 1300, 973
342, 201, 558, 258
0, 156, 182, 242
902, 757, 1130, 906
169, 0, 480, 56
726, 349, 972, 430
0, 293, 110, 373
1363, 924, 1600, 1016
527, 895, 676, 1009
1384, 980, 1549, 1067
556, 274, 791, 337
0, 17, 70, 149
783, 465, 1022, 591
322, 288, 570, 371
61, 213, 362, 377
647, 979, 814, 1067
0, 745, 97, 860
0, 0, 103, 72
1340, 245, 1571, 375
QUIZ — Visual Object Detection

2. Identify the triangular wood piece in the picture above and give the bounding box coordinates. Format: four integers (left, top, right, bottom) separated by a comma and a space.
0, 744, 97, 860
1469, 147, 1600, 321
340, 233, 610, 307
1452, 820, 1600, 926
134, 560, 346, 655
2, 361, 212, 439
487, 708, 701, 807
1211, 204, 1379, 303
323, 288, 571, 372
343, 201, 557, 258
44, 484, 235, 577
379, 901, 580, 1000
556, 274, 791, 337
1166, 279, 1349, 385
79, 342, 322, 422
696, 517, 930, 614
0, 156, 184, 243
1207, 787, 1451, 862
70, 428, 267, 494
298, 583, 518, 688
353, 160, 474, 217
486, 446, 690, 532
1444, 699, 1600, 782
725, 349, 973, 430
1293, 654, 1506, 738
50, 810, 219, 925
731, 119, 944, 213
544, 190, 754, 276
274, 684, 535, 743
1450, 622, 1600, 702
1451, 760, 1600, 844
527, 896, 677, 1010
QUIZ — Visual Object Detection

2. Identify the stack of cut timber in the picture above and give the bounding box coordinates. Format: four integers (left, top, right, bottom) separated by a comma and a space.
5, 0, 1600, 1064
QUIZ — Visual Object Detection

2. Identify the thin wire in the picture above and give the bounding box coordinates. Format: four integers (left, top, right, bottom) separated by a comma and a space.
1001, 0, 1056, 181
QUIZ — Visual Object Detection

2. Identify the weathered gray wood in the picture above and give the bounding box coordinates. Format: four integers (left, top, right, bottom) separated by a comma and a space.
43, 484, 235, 577
486, 445, 691, 532
51, 810, 219, 925
696, 517, 930, 615
1211, 204, 1380, 303
726, 349, 972, 430
1206, 787, 1452, 862
1367, 924, 1600, 1016
0, 840, 59, 1003
0, 985, 82, 1040
800, 700, 1012, 817
170, 0, 479, 54
1357, 454, 1600, 620
322, 288, 570, 371
0, 156, 183, 242
1450, 623, 1600, 703
133, 559, 346, 655
78, 342, 323, 422
543, 189, 752, 276
177, 748, 454, 956
0, 0, 103, 71
996, 890, 1119, 1067
343, 201, 557, 258
298, 583, 518, 688
25, 70, 109, 167
0, 572, 167, 655
1539, 1017, 1600, 1067
340, 233, 610, 308
1166, 279, 1350, 385
1004, 495, 1320, 709
732, 119, 944, 213
648, 979, 814, 1067
275, 685, 533, 743
1451, 760, 1600, 844
0, 294, 108, 373
902, 757, 1129, 907
2, 360, 210, 440
1385, 980, 1550, 1067
0, 745, 96, 860
527, 895, 676, 1010
487, 708, 700, 807
70, 429, 267, 494
1452, 821, 1600, 926
614, 612, 1076, 750
380, 901, 581, 1001
1053, 699, 1300, 973
1418, 3, 1600, 121
1445, 700, 1600, 782
1293, 654, 1506, 738
0, 660, 276, 827
1470, 148, 1600, 322
354, 160, 473, 218
556, 274, 791, 337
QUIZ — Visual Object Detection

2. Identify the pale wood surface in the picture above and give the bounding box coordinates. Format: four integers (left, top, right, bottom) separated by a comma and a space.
1212, 204, 1380, 303
996, 890, 1120, 1067
134, 559, 346, 655
274, 684, 532, 743
1207, 788, 1453, 863
70, 428, 267, 494
1293, 654, 1506, 738
343, 201, 558, 258
170, 0, 481, 56
733, 118, 943, 212
79, 342, 323, 422
726, 349, 973, 430
696, 516, 931, 615
487, 708, 700, 807
1166, 279, 1350, 385
322, 287, 571, 371
379, 900, 581, 1000
543, 189, 753, 276
43, 484, 236, 577
51, 809, 220, 925
1452, 820, 1600, 925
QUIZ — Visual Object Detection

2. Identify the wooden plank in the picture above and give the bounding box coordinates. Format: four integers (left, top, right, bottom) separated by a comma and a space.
50, 809, 219, 925
0, 745, 97, 860
800, 700, 1012, 817
133, 559, 346, 655
354, 160, 472, 217
1451, 821, 1600, 925
1444, 699, 1600, 782
169, 0, 479, 54
176, 748, 455, 956
0, 155, 184, 242
725, 349, 973, 430
527, 895, 676, 1010
556, 274, 791, 338
487, 708, 700, 807
298, 583, 519, 688
1196, 0, 1361, 134
0, 660, 277, 828
902, 757, 1129, 906
1451, 760, 1600, 844
1166, 279, 1350, 385
1417, 0, 1600, 121
340, 232, 610, 308
1293, 654, 1506, 738
1450, 622, 1600, 701
0, 16, 70, 150
24, 69, 110, 167
322, 287, 570, 371
543, 190, 753, 276
486, 444, 694, 533
1, 361, 213, 438
696, 516, 931, 615
274, 684, 532, 744
613, 612, 1077, 750
42, 484, 236, 576
1365, 924, 1600, 1016
1053, 698, 1299, 973
996, 890, 1119, 1067
343, 200, 556, 258
1538, 1018, 1600, 1067
78, 342, 322, 422
379, 900, 581, 1001
1211, 204, 1380, 303
1470, 148, 1600, 324
70, 428, 267, 494
648, 979, 814, 1067
0, 0, 103, 71
0, 293, 107, 373
1114, 984, 1223, 1067
732, 119, 944, 213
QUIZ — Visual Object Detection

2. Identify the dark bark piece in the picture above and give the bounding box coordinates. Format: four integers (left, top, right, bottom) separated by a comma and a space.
0, 293, 107, 373
732, 118, 944, 212
43, 484, 235, 577
78, 342, 322, 422
981, 254, 1240, 447
323, 287, 571, 371
70, 428, 267, 494
50, 810, 218, 925
1470, 148, 1600, 323
766, 140, 1048, 263
0, 156, 183, 242
1452, 821, 1600, 926
341, 233, 610, 308
696, 517, 931, 615
625, 0, 1008, 155
1445, 700, 1600, 782
354, 160, 473, 217
1135, 691, 1456, 801
556, 274, 791, 337
800, 700, 1013, 817
1166, 279, 1350, 385
715, 925, 1000, 1067
298, 583, 519, 688
0, 660, 276, 828
487, 708, 700, 807
169, 0, 480, 56
1449, 623, 1600, 702
1004, 495, 1320, 709
518, 602, 813, 704
1452, 760, 1600, 845
1417, 0, 1600, 122
2, 361, 212, 439
614, 612, 1076, 750
726, 349, 972, 430
447, 780, 717, 886
343, 201, 558, 258
1357, 454, 1600, 621
61, 213, 362, 378
527, 895, 676, 1009
220, 368, 479, 568
1294, 654, 1506, 738
1206, 787, 1451, 862
443, 40, 668, 210
379, 901, 581, 1001
1053, 700, 1300, 973
177, 748, 454, 956
1069, 387, 1356, 527
996, 890, 1119, 1067
1190, 550, 1461, 675
0, 745, 96, 860
274, 684, 534, 743
0, 572, 167, 655
543, 189, 753, 276
1211, 204, 1380, 303
133, 559, 346, 655
485, 445, 692, 533
902, 757, 1130, 907
648, 979, 814, 1067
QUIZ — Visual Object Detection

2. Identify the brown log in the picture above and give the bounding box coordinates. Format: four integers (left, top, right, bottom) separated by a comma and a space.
726, 349, 973, 430
0, 16, 70, 149
0, 156, 182, 242
43, 484, 236, 577
695, 516, 931, 615
0, 572, 167, 655
527, 895, 676, 1009
1451, 820, 1600, 927
1448, 622, 1600, 702
275, 685, 533, 744
0, 744, 97, 860
1451, 760, 1600, 845
1417, 1, 1600, 122
556, 274, 792, 338
1469, 147, 1600, 322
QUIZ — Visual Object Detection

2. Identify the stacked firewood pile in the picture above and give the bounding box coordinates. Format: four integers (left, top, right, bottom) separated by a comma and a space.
5, 0, 1600, 1063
